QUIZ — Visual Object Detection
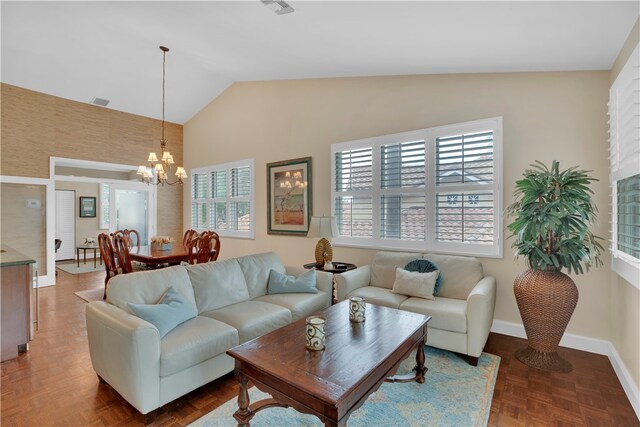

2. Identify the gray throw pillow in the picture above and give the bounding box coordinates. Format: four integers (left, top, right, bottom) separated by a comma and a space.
128, 286, 197, 338
267, 269, 317, 294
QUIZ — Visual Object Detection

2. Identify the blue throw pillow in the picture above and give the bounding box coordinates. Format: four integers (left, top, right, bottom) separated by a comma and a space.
404, 259, 443, 295
267, 269, 317, 294
128, 286, 197, 338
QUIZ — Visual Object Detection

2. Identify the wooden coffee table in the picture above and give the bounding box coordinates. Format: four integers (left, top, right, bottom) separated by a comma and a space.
227, 301, 431, 427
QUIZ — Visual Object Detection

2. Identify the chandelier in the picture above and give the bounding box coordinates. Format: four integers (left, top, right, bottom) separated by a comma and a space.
137, 46, 187, 186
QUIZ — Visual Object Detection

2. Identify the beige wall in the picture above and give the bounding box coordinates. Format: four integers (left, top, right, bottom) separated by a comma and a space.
1, 84, 183, 240
184, 71, 612, 341
609, 17, 640, 391
55, 181, 105, 247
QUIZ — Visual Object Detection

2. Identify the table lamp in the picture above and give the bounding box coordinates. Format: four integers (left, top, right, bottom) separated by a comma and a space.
307, 216, 338, 269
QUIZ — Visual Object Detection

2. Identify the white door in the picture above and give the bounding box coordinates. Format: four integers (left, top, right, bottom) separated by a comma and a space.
55, 190, 75, 260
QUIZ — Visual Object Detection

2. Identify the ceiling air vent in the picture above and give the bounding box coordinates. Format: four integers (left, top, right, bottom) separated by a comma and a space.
261, 0, 294, 15
90, 97, 110, 107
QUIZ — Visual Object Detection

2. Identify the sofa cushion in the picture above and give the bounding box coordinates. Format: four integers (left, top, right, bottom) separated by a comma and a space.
370, 252, 425, 289
347, 286, 409, 309
160, 316, 239, 377
423, 254, 483, 300
128, 287, 197, 338
391, 268, 438, 300
237, 252, 287, 299
201, 301, 292, 343
254, 291, 329, 322
106, 266, 196, 314
399, 297, 467, 333
186, 259, 250, 313
267, 269, 317, 294
404, 259, 443, 295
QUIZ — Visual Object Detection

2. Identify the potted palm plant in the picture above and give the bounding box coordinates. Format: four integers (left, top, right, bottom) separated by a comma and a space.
507, 160, 604, 372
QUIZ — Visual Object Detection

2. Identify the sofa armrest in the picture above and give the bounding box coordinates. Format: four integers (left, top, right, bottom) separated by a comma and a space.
334, 265, 371, 302
86, 301, 161, 415
286, 265, 333, 303
466, 276, 497, 358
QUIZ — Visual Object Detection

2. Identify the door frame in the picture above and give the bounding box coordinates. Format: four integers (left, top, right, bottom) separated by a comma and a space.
50, 157, 157, 285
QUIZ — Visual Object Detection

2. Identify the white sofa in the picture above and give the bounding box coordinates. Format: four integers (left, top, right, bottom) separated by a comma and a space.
334, 251, 496, 365
85, 252, 332, 419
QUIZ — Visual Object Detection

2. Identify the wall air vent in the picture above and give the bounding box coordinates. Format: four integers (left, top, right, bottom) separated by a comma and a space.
90, 97, 110, 107
261, 0, 294, 15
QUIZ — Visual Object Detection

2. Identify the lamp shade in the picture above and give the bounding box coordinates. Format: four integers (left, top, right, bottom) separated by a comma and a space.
307, 216, 338, 239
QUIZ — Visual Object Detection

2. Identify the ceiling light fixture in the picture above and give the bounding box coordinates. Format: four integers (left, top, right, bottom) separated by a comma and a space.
261, 0, 294, 15
137, 45, 187, 186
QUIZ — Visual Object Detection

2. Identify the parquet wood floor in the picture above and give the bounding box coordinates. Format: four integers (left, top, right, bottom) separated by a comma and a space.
1, 269, 637, 426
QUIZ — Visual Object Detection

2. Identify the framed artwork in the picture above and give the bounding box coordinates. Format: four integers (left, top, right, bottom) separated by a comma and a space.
79, 196, 96, 218
267, 157, 312, 236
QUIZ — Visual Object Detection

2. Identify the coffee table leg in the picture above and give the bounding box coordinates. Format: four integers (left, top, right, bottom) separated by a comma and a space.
414, 338, 427, 384
234, 373, 254, 427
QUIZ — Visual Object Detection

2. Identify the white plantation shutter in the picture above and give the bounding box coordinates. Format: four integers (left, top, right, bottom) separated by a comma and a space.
331, 119, 502, 256
609, 43, 640, 287
191, 172, 209, 229
379, 140, 426, 241
434, 129, 496, 249
334, 147, 374, 239
190, 159, 255, 238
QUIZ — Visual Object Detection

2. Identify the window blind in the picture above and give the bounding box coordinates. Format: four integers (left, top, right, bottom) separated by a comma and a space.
331, 118, 502, 257
380, 141, 425, 188
190, 159, 254, 238
436, 131, 494, 185
617, 174, 640, 259
435, 192, 494, 244
335, 148, 373, 191
335, 196, 373, 237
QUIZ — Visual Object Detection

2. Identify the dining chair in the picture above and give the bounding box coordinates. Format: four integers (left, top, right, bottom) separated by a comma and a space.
113, 234, 134, 274
188, 233, 215, 264
111, 229, 141, 249
183, 229, 198, 248
98, 233, 119, 299
209, 231, 221, 261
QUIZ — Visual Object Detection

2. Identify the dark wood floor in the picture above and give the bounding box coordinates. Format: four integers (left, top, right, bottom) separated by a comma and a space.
1, 269, 637, 426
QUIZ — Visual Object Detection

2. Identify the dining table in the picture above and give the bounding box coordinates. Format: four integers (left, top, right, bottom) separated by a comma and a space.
129, 245, 216, 267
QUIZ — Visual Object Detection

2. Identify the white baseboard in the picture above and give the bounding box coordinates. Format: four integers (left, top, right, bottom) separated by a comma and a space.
491, 319, 639, 420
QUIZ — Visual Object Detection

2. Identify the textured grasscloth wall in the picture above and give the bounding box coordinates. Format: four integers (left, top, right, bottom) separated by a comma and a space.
184, 71, 613, 342
1, 83, 183, 241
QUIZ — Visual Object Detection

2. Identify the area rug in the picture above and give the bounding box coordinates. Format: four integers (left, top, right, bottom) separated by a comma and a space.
57, 262, 104, 275
74, 288, 105, 303
190, 346, 500, 427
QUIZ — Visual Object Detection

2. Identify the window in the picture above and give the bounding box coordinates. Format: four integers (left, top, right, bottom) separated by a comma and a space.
190, 159, 255, 239
609, 43, 640, 287
99, 183, 110, 229
331, 118, 502, 257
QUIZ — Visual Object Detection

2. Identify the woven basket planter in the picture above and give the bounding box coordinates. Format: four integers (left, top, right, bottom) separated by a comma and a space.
513, 269, 578, 372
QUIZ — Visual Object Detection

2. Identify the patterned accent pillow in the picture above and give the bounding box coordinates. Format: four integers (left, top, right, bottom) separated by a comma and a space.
404, 259, 442, 295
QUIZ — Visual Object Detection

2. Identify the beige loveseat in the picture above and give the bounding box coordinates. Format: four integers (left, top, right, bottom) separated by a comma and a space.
85, 252, 332, 419
335, 251, 496, 365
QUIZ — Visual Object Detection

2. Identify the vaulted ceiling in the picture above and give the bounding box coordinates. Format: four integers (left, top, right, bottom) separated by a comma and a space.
2, 1, 638, 124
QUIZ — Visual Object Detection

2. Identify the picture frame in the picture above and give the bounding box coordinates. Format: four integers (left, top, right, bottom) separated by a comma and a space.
79, 196, 96, 218
267, 157, 312, 236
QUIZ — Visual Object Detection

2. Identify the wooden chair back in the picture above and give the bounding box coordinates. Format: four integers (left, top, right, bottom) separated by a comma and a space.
183, 229, 198, 248
209, 231, 221, 261
98, 233, 118, 298
188, 232, 215, 265
113, 234, 134, 274
111, 229, 141, 249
